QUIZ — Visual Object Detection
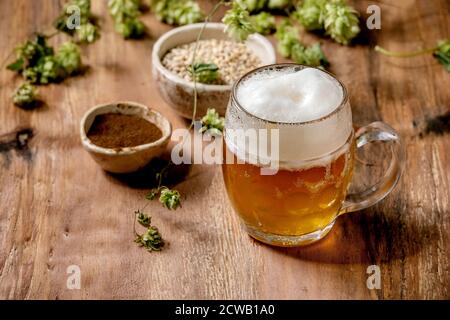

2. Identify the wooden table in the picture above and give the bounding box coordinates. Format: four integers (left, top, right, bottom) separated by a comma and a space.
0, 0, 448, 300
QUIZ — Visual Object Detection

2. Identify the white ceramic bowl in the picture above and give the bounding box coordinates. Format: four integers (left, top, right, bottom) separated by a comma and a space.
80, 101, 172, 173
152, 23, 276, 119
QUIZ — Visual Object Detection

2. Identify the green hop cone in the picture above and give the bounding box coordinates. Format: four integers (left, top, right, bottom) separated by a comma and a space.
18, 41, 39, 62
135, 226, 164, 251
8, 35, 54, 72
222, 1, 256, 42
36, 55, 64, 84
240, 0, 266, 12
73, 0, 92, 20
141, 226, 164, 251
151, 0, 203, 25
250, 12, 276, 35
108, 0, 140, 18
172, 1, 204, 25
108, 0, 145, 38
322, 1, 360, 45
13, 82, 38, 108
116, 18, 145, 38
267, 0, 291, 10
77, 22, 100, 43
55, 42, 82, 76
159, 187, 181, 210
22, 67, 39, 83
151, 0, 170, 22
275, 19, 299, 58
136, 210, 151, 228
294, 0, 325, 31
200, 108, 224, 135
292, 43, 329, 69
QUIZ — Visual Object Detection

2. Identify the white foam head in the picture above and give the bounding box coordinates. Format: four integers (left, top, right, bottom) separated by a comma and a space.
226, 65, 353, 169
237, 67, 343, 123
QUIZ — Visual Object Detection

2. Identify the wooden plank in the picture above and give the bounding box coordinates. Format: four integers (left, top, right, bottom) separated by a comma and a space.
0, 0, 448, 299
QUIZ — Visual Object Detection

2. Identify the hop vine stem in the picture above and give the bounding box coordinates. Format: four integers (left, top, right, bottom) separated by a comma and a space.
189, 0, 227, 129
375, 45, 437, 58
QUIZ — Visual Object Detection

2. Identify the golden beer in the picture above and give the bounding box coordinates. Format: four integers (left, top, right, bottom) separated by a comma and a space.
223, 142, 354, 238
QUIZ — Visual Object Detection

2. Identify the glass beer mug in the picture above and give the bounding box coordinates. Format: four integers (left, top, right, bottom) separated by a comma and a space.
222, 64, 404, 246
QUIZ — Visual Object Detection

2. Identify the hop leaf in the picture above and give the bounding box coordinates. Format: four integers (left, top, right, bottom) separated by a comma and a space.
12, 83, 38, 108
187, 62, 219, 84
250, 12, 276, 35
222, 1, 256, 42
200, 108, 225, 135
322, 0, 360, 45
7, 58, 25, 72
159, 187, 181, 210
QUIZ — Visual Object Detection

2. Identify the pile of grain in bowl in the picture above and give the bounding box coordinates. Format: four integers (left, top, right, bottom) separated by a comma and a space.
162, 39, 262, 85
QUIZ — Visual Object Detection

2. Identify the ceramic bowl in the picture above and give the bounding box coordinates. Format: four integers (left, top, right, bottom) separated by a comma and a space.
80, 101, 172, 173
152, 23, 276, 119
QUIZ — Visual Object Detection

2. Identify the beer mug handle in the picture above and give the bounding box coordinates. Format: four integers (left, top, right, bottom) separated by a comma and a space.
339, 121, 405, 215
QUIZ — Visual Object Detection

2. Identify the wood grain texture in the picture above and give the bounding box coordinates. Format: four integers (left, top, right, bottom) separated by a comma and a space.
0, 0, 449, 299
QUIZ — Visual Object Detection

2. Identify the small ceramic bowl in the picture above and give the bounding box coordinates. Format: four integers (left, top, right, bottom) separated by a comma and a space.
80, 101, 172, 173
152, 23, 276, 119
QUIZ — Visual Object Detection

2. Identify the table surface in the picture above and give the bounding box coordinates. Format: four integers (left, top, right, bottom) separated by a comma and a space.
0, 0, 449, 299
